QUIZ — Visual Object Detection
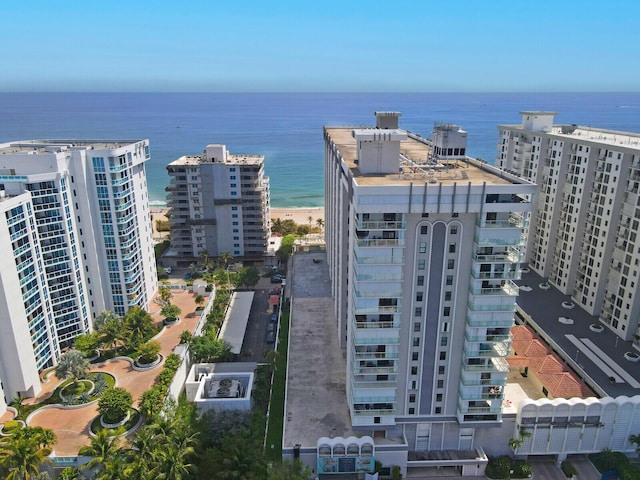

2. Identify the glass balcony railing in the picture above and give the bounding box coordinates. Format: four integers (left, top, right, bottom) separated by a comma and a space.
355, 238, 405, 248
469, 280, 519, 296
462, 357, 509, 373
356, 219, 406, 230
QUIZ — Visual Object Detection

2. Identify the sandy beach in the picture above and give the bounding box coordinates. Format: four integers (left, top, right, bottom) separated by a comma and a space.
151, 206, 324, 233
270, 206, 324, 226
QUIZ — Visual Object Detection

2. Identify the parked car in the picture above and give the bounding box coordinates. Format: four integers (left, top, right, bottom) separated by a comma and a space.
270, 276, 282, 284
270, 313, 278, 323
163, 267, 172, 274
266, 331, 275, 343
267, 323, 275, 332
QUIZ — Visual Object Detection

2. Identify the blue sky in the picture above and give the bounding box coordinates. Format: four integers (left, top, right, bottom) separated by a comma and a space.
2, 0, 638, 92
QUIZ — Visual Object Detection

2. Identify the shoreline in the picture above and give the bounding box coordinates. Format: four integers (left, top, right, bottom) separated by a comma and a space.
151, 206, 324, 228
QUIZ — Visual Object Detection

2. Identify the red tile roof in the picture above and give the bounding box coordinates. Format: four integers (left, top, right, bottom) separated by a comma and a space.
508, 325, 595, 398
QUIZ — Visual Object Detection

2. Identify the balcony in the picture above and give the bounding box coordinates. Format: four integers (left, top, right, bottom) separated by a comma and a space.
353, 305, 401, 315
353, 351, 399, 360
467, 301, 516, 313
354, 364, 398, 375
352, 407, 396, 416
463, 342, 510, 358
471, 270, 521, 280
356, 238, 405, 248
354, 289, 403, 298
354, 254, 404, 265
457, 401, 502, 415
469, 280, 519, 297
462, 357, 509, 373
472, 248, 523, 263
354, 319, 400, 329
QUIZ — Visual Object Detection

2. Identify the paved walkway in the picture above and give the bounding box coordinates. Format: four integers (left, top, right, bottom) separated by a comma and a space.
25, 289, 199, 455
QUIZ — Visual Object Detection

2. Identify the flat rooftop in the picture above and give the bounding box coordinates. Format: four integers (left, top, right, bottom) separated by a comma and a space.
0, 140, 143, 155
170, 153, 264, 166
499, 124, 640, 150
284, 252, 356, 448
325, 127, 526, 187
515, 269, 640, 398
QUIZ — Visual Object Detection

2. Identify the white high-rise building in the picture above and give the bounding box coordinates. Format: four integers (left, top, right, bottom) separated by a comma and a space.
166, 144, 270, 262
0, 139, 157, 412
324, 112, 536, 446
498, 112, 640, 344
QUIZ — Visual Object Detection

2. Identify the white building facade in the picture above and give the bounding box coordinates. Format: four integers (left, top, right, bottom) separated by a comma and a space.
497, 113, 640, 344
0, 139, 157, 412
166, 144, 270, 262
325, 113, 536, 464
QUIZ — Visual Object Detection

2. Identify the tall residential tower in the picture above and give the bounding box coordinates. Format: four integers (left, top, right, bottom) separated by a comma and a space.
498, 112, 640, 344
0, 139, 157, 412
324, 112, 536, 447
166, 144, 270, 262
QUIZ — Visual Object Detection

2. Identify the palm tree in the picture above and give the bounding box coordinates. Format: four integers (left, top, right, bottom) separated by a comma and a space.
307, 215, 313, 232
78, 428, 124, 475
316, 218, 324, 232
99, 319, 129, 353
0, 432, 53, 480
195, 294, 205, 309
55, 350, 90, 389
271, 218, 283, 235
159, 283, 173, 305
126, 426, 159, 477
94, 310, 122, 331
124, 306, 154, 345
10, 393, 25, 418
218, 252, 232, 269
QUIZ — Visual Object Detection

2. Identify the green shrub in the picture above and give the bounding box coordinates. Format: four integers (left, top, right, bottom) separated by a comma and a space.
561, 461, 577, 478
512, 461, 532, 478
164, 353, 182, 371
98, 387, 133, 424
2, 420, 22, 433
486, 456, 511, 479
619, 462, 640, 480
137, 340, 161, 364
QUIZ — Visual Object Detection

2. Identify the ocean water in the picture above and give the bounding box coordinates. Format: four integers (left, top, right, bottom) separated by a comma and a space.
1, 92, 639, 207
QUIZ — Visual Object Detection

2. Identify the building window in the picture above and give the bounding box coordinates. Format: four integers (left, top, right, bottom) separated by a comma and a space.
421, 225, 429, 234
419, 242, 427, 253
233, 221, 239, 226
438, 366, 445, 375
440, 336, 448, 346
414, 322, 421, 332
447, 259, 455, 269
416, 292, 423, 302
444, 291, 452, 301
443, 307, 451, 316
418, 259, 425, 270
414, 308, 422, 317
436, 394, 443, 402
232, 206, 238, 210
437, 380, 444, 388
233, 229, 239, 233
232, 214, 238, 218
446, 275, 453, 286
231, 192, 237, 196
409, 408, 415, 414
413, 337, 420, 347
435, 407, 442, 414
449, 243, 456, 253
412, 352, 419, 361
411, 366, 418, 375
439, 352, 446, 360
417, 276, 424, 286
450, 225, 458, 234
409, 394, 416, 403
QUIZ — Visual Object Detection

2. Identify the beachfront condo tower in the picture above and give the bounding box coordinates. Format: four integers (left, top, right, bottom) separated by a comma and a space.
324, 112, 536, 456
165, 144, 271, 263
0, 139, 157, 413
497, 112, 640, 345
